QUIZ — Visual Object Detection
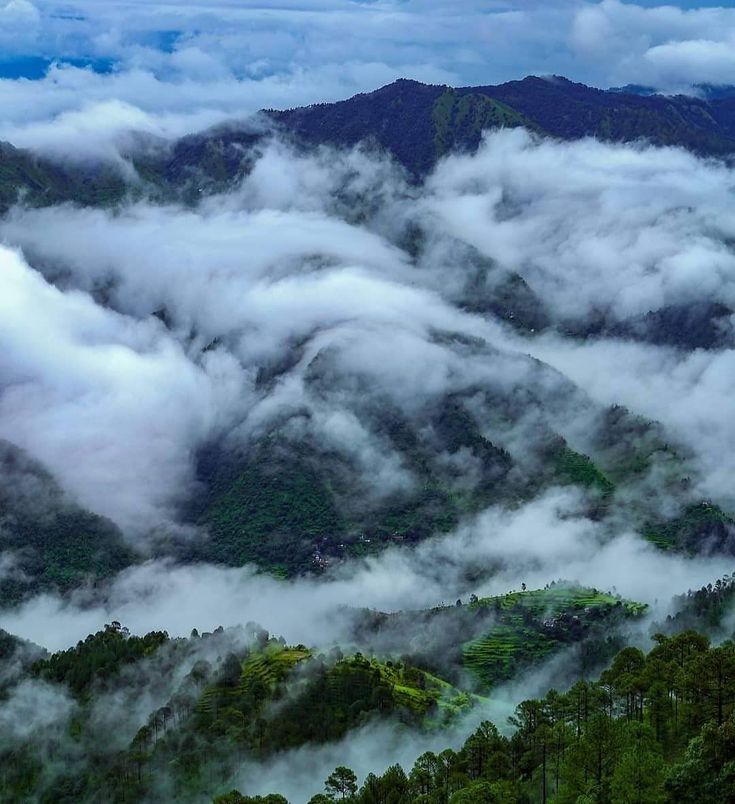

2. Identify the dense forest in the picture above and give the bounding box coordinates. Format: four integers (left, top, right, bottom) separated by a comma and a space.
224, 631, 735, 804
0, 578, 733, 802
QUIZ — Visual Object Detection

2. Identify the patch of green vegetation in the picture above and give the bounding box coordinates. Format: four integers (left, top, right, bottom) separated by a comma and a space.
432, 90, 532, 158
368, 658, 476, 722
361, 399, 514, 547
550, 444, 615, 495
198, 455, 342, 573
643, 501, 735, 553
32, 623, 168, 696
241, 646, 312, 689
664, 573, 735, 632
463, 585, 646, 687
364, 486, 459, 543
591, 405, 689, 489
197, 643, 312, 719
0, 441, 138, 606
193, 396, 519, 576
464, 624, 557, 687
0, 507, 138, 606
186, 643, 476, 778
0, 142, 128, 212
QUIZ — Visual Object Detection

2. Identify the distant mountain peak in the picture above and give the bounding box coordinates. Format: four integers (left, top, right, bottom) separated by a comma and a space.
267, 74, 735, 177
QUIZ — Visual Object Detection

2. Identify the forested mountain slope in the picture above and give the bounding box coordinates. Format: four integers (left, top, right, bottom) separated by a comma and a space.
270, 76, 735, 175
2, 615, 734, 803
5, 75, 735, 210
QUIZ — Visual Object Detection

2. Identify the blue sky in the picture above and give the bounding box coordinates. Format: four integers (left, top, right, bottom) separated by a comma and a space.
2, 0, 735, 152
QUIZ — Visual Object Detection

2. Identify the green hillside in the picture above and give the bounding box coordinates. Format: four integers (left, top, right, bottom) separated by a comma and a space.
464, 586, 646, 687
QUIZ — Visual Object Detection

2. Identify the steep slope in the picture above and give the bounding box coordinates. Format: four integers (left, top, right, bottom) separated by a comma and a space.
269, 76, 735, 176
476, 76, 735, 157
0, 441, 137, 605
184, 378, 687, 577
267, 79, 535, 175
0, 142, 128, 212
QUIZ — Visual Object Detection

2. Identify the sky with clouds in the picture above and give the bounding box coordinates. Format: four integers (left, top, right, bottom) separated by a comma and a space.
2, 0, 735, 152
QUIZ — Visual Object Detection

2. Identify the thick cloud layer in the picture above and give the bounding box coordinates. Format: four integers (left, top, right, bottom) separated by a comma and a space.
0, 244, 248, 531
426, 130, 735, 320
4, 131, 735, 529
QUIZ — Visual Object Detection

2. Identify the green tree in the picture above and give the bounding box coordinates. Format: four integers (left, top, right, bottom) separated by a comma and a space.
410, 752, 441, 796
325, 766, 358, 800
449, 781, 497, 803
611, 723, 666, 804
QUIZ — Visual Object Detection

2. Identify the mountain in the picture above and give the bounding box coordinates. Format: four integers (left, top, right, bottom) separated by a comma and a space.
0, 440, 137, 605
1, 614, 733, 802
4, 77, 735, 583
5, 74, 735, 211
0, 141, 128, 212
268, 78, 534, 176
180, 346, 720, 577
268, 75, 735, 175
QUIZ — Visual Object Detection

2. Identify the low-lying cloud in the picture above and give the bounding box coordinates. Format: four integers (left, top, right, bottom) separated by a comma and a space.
1, 489, 732, 653
4, 131, 735, 533
0, 244, 248, 531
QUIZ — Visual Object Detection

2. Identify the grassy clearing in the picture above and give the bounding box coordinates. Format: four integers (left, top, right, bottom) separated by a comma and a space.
241, 646, 312, 690
552, 446, 614, 495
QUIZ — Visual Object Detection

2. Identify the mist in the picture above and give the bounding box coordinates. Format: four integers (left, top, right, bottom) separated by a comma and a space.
1, 489, 732, 657
2, 131, 735, 536
3, 118, 735, 802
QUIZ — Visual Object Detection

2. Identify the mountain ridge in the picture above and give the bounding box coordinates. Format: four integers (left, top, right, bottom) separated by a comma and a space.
5, 73, 735, 211
267, 74, 735, 175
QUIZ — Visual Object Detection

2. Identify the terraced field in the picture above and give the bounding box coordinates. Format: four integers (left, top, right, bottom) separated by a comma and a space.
463, 585, 647, 687
197, 644, 311, 716
470, 586, 645, 615
463, 624, 557, 687
240, 645, 312, 690
371, 659, 475, 720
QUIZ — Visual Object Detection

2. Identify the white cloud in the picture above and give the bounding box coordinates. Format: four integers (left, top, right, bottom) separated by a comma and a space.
644, 39, 735, 86
1, 489, 731, 655
529, 335, 735, 508
4, 130, 735, 530
0, 2, 731, 158
572, 0, 735, 89
0, 245, 249, 532
0, 0, 40, 25
425, 128, 735, 320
